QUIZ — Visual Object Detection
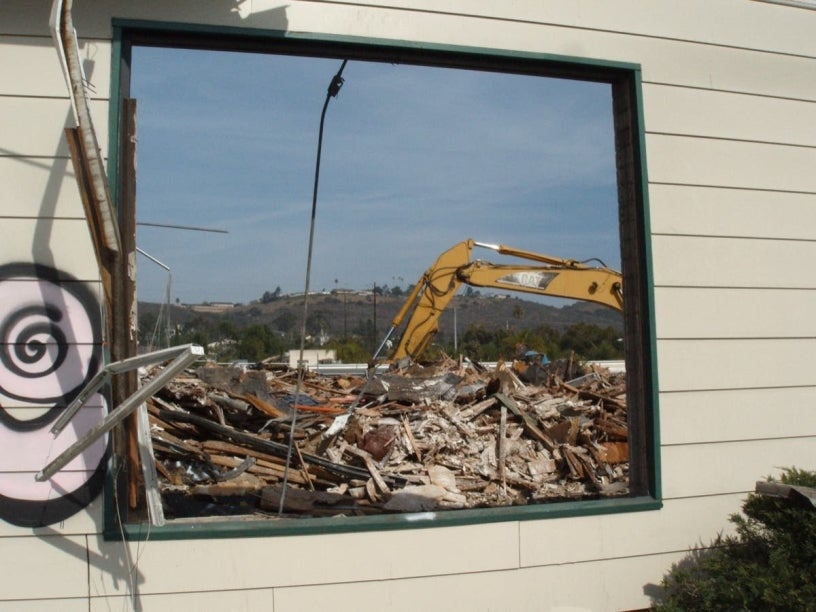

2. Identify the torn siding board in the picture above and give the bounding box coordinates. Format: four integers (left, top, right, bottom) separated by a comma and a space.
52, 0, 121, 256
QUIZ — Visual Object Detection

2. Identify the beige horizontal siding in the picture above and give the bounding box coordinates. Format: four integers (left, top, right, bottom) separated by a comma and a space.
7, 0, 814, 58
0, 36, 111, 99
7, 496, 762, 611
660, 386, 816, 445
0, 219, 100, 281
0, 598, 89, 612
0, 535, 90, 600
3, 2, 816, 611
651, 234, 816, 289
657, 338, 816, 391
647, 134, 816, 192
0, 157, 84, 219
643, 84, 816, 146
661, 437, 816, 498
89, 521, 519, 595
519, 494, 742, 566
0, 502, 102, 538
0, 3, 52, 36
654, 287, 816, 338
0, 97, 109, 159
90, 589, 277, 612
280, 5, 816, 101
648, 184, 816, 240
90, 557, 660, 612
84, 549, 692, 612
5, 2, 815, 100
0, 36, 66, 98
304, 0, 816, 57
272, 550, 687, 612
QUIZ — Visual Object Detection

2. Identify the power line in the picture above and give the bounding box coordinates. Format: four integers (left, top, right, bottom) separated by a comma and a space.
137, 221, 228, 234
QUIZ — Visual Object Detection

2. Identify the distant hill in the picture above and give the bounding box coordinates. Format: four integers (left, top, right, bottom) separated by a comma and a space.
140, 293, 623, 340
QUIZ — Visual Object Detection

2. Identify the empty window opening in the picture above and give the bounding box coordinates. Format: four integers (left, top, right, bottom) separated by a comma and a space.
112, 30, 655, 532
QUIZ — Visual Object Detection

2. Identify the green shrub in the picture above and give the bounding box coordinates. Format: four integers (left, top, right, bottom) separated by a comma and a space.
652, 467, 816, 611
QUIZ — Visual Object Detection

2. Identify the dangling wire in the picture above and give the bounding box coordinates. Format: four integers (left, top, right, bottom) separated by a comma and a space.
279, 59, 348, 515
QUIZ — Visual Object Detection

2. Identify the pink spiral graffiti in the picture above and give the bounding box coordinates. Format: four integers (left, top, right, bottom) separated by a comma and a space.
0, 264, 107, 527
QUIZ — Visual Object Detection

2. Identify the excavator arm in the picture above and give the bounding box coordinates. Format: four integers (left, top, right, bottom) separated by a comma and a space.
374, 239, 622, 363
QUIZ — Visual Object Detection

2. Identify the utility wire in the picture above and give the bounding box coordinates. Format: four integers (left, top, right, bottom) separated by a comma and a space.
137, 221, 228, 234
279, 59, 348, 515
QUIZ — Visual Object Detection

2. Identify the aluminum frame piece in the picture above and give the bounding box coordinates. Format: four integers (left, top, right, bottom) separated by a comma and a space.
36, 344, 205, 489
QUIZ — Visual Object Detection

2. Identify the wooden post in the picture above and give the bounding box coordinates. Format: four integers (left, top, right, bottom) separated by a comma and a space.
119, 99, 141, 510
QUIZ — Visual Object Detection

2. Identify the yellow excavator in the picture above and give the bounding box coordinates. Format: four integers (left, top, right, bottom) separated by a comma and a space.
373, 238, 623, 363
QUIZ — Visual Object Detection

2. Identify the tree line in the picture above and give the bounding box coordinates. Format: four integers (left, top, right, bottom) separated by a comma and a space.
140, 310, 622, 364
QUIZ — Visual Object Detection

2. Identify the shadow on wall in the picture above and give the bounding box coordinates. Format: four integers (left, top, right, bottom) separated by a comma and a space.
0, 57, 109, 527
0, 1, 289, 37
38, 527, 147, 610
0, 1, 291, 528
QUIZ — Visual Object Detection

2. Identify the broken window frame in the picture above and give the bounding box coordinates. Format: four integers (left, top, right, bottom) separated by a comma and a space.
106, 21, 660, 540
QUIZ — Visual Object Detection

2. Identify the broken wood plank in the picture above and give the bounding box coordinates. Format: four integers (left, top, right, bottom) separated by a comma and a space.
558, 379, 627, 411
157, 409, 408, 485
401, 414, 422, 462
341, 443, 391, 495
260, 484, 353, 513
498, 404, 507, 492
146, 356, 630, 518
493, 392, 555, 452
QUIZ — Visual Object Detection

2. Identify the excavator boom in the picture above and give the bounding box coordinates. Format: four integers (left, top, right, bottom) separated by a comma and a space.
375, 239, 622, 363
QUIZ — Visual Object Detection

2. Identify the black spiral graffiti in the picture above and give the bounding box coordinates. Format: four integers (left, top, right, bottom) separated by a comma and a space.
0, 263, 107, 527
0, 305, 69, 380
0, 264, 101, 430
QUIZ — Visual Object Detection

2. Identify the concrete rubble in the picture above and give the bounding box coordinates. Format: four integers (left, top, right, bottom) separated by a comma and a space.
143, 356, 629, 519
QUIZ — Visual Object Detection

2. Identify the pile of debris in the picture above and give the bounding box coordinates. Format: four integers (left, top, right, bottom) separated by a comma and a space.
143, 356, 629, 519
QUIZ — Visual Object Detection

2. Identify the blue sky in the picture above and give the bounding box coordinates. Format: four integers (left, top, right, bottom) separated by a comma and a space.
131, 47, 619, 305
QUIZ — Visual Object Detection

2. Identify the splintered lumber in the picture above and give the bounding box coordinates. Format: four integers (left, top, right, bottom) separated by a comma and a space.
235, 393, 287, 418
205, 449, 318, 487
292, 403, 346, 416
145, 355, 630, 519
401, 414, 422, 462
598, 441, 629, 464
301, 378, 358, 396
459, 397, 498, 421
374, 371, 463, 403
595, 415, 628, 441
498, 404, 507, 490
189, 472, 265, 496
493, 392, 555, 451
156, 409, 407, 486
558, 379, 627, 411
292, 442, 316, 491
341, 443, 390, 495
260, 484, 360, 514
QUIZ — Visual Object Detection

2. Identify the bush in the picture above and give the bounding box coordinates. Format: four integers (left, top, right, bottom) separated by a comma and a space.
652, 467, 816, 611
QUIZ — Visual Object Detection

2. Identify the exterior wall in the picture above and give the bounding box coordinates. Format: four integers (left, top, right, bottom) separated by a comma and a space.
1, 1, 814, 610
0, 8, 109, 528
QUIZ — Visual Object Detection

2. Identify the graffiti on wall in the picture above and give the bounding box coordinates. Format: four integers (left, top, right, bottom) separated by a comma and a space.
0, 263, 107, 527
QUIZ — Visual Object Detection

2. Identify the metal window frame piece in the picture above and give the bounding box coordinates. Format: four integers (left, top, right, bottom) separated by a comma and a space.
36, 344, 205, 483
136, 399, 165, 526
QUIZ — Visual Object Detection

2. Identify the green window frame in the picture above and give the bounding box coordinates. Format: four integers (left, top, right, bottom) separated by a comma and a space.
107, 20, 660, 541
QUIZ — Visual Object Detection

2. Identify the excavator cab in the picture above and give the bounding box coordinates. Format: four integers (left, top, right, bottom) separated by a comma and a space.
513, 350, 550, 384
